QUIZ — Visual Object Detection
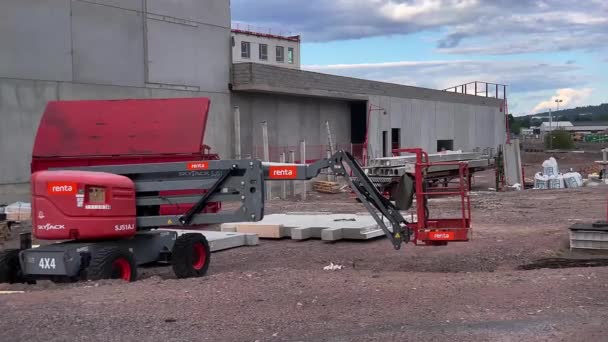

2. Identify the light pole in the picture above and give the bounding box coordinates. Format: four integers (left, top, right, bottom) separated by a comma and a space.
555, 98, 563, 112
549, 99, 563, 150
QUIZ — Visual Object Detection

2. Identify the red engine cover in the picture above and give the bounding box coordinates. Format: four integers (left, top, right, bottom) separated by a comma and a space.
31, 171, 136, 241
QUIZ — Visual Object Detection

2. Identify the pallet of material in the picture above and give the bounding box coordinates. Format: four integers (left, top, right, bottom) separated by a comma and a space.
313, 180, 340, 194
221, 214, 391, 242
220, 224, 290, 239
569, 221, 608, 250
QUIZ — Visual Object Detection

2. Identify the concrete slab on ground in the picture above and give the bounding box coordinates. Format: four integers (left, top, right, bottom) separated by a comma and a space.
158, 229, 258, 252
221, 214, 390, 242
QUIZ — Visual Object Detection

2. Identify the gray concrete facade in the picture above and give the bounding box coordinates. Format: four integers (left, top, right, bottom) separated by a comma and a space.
232, 63, 506, 159
0, 0, 232, 197
232, 92, 351, 160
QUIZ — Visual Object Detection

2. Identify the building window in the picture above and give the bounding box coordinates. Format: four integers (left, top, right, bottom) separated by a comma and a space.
437, 140, 454, 152
231, 36, 235, 47
276, 46, 284, 62
241, 41, 250, 58
259, 44, 268, 60
287, 47, 294, 64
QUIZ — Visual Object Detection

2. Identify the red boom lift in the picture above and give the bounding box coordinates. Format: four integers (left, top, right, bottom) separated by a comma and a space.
0, 98, 472, 284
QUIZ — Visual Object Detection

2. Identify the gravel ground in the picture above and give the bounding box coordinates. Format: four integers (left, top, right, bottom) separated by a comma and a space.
1, 152, 608, 341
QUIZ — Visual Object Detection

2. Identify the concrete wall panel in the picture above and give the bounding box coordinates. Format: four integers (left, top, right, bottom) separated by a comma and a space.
474, 106, 492, 150
319, 100, 351, 149
146, 0, 230, 28
416, 99, 437, 152
232, 93, 351, 161
453, 103, 474, 151
299, 100, 321, 160
398, 98, 413, 149
146, 19, 230, 92
0, 0, 72, 81
435, 101, 455, 142
0, 79, 59, 184
83, 0, 143, 11
495, 110, 506, 149
72, 1, 145, 86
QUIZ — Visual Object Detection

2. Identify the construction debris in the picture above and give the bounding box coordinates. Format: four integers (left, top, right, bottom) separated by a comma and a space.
0, 221, 9, 242
313, 180, 340, 194
323, 263, 344, 271
4, 202, 30, 222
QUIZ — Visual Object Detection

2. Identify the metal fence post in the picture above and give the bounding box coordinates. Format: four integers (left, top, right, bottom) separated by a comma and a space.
234, 106, 241, 159
289, 150, 296, 197
262, 121, 271, 201
300, 140, 307, 200
280, 152, 287, 199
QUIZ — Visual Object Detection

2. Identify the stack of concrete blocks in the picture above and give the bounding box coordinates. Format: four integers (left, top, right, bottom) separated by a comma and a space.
159, 229, 258, 252
221, 213, 392, 242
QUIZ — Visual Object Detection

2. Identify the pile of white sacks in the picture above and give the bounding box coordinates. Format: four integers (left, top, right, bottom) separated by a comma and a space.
534, 157, 583, 190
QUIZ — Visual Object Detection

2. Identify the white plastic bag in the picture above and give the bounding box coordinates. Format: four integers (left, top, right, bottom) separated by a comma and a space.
534, 172, 549, 189
542, 157, 559, 176
548, 174, 565, 189
563, 172, 583, 188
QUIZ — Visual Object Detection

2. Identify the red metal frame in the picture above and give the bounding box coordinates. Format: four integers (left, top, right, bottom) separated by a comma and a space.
392, 148, 472, 246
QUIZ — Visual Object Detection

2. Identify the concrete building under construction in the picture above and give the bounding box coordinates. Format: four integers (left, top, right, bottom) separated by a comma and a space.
0, 0, 506, 199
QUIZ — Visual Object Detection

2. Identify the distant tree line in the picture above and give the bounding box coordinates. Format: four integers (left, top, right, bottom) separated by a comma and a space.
509, 102, 608, 134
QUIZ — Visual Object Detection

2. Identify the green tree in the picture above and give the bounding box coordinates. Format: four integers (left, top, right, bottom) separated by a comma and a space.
520, 116, 531, 128
544, 129, 574, 150
508, 114, 521, 135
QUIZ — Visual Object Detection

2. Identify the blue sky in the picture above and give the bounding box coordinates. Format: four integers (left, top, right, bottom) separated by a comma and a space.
232, 0, 608, 116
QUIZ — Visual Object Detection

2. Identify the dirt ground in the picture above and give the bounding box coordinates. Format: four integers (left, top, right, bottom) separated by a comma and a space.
1, 152, 608, 341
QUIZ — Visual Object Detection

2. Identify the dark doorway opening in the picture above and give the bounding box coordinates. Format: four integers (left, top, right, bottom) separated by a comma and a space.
391, 128, 401, 150
350, 101, 367, 144
437, 139, 454, 152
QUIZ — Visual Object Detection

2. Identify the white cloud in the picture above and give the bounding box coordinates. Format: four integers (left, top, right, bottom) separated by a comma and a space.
303, 59, 584, 92
305, 60, 468, 70
303, 59, 590, 114
233, 0, 608, 55
532, 88, 594, 113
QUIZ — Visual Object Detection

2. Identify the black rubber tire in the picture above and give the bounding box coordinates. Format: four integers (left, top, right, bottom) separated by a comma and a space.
85, 247, 137, 282
0, 249, 21, 284
171, 233, 210, 279
391, 174, 415, 210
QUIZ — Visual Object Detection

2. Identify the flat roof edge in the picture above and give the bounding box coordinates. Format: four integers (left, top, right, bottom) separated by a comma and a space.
232, 63, 504, 107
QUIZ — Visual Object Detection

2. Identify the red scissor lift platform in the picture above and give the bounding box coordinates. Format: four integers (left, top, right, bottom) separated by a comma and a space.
392, 148, 472, 246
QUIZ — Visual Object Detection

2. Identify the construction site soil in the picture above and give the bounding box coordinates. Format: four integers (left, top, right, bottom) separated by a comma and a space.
1, 152, 607, 341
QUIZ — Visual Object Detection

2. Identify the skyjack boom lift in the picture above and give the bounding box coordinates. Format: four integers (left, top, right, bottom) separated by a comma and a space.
0, 99, 471, 284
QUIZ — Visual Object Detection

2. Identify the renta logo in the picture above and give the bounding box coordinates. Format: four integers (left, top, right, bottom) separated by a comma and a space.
47, 182, 78, 195
429, 231, 455, 241
269, 166, 298, 179
187, 161, 209, 170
